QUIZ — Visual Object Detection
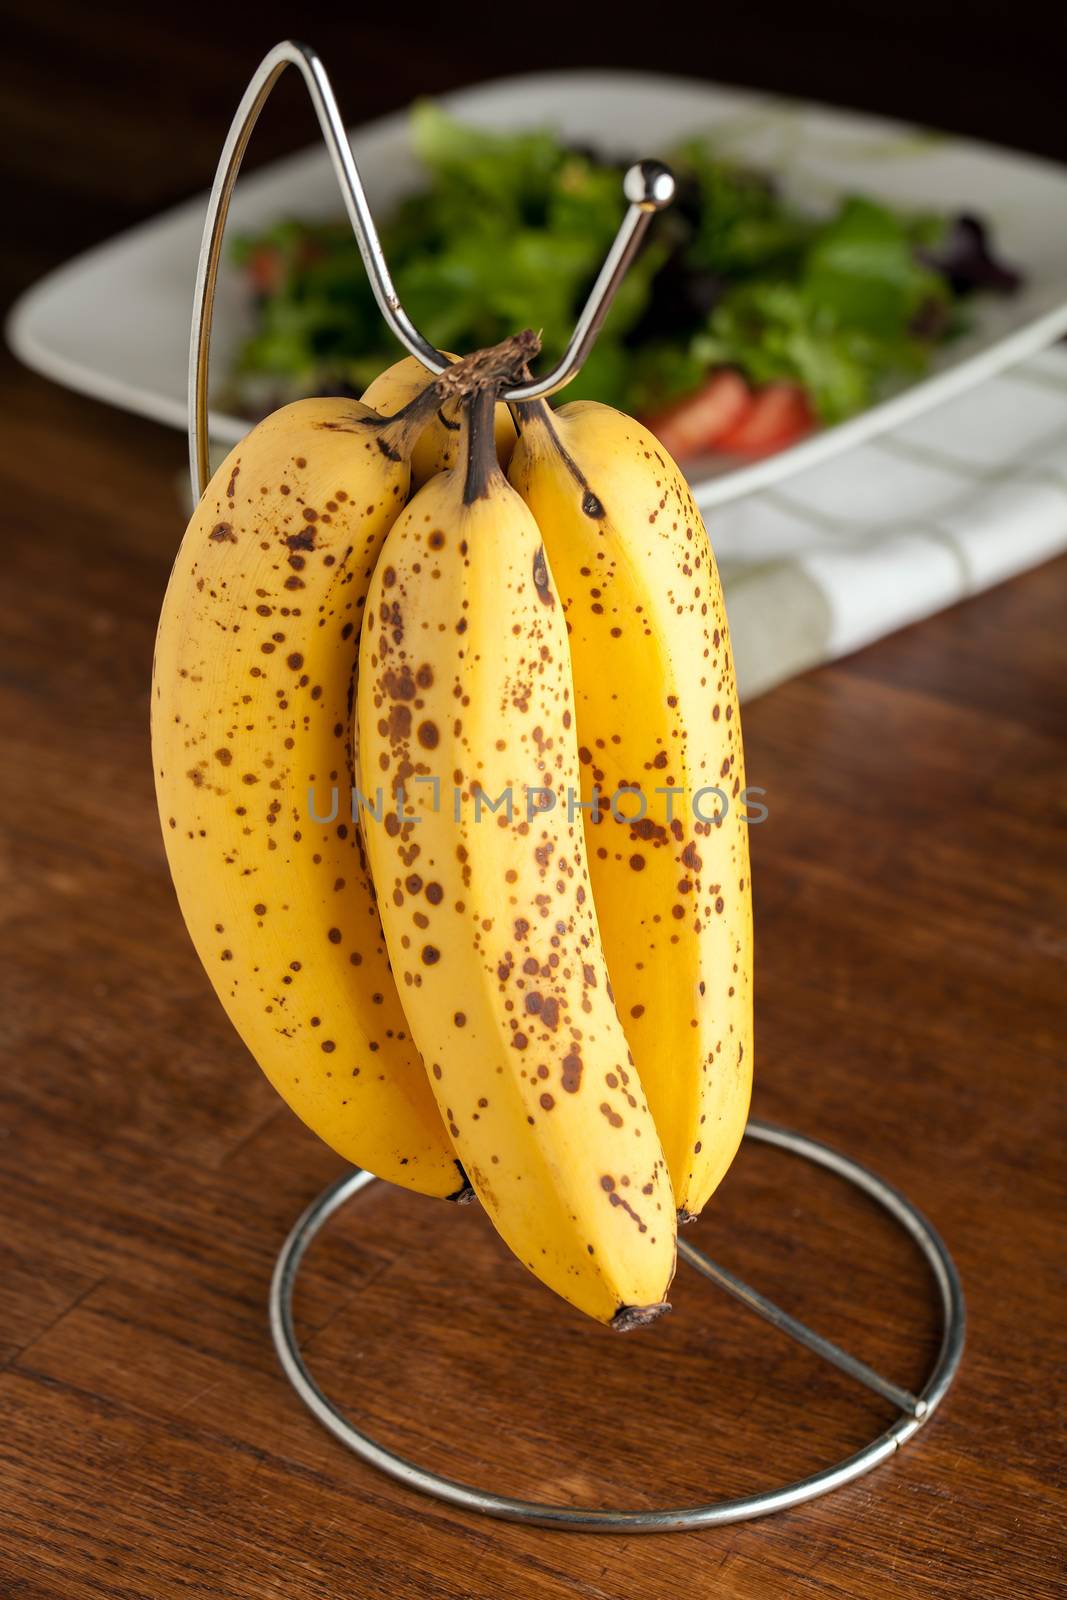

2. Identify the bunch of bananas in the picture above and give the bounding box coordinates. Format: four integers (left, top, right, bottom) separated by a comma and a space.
152, 331, 752, 1328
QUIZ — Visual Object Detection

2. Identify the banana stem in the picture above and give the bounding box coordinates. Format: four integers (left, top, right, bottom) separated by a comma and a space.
513, 398, 606, 519
511, 397, 554, 443
462, 387, 504, 505
375, 329, 542, 472
421, 330, 543, 504
373, 376, 457, 461
438, 329, 540, 404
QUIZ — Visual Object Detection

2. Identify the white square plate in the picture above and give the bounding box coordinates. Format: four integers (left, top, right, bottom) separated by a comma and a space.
8, 69, 1067, 507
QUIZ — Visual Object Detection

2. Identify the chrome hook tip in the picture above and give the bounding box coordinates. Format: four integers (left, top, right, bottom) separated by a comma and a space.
623, 160, 676, 212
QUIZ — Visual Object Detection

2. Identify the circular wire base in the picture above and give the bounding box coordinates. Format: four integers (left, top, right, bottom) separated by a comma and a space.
269, 1119, 965, 1532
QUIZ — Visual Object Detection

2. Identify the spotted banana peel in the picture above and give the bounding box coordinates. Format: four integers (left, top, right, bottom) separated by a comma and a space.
152, 387, 469, 1197
509, 399, 753, 1220
357, 344, 677, 1325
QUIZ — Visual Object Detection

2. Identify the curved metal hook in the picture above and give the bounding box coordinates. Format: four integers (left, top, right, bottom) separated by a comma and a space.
189, 39, 675, 499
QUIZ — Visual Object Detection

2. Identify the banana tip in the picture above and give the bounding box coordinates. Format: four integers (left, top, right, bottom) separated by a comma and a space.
611, 1300, 672, 1333
448, 1164, 477, 1205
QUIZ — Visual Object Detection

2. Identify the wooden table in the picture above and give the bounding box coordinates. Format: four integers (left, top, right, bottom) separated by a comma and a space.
2, 10, 1065, 1597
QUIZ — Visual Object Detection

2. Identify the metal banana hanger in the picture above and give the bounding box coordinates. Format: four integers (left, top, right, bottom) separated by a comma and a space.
188, 37, 676, 500
188, 41, 965, 1532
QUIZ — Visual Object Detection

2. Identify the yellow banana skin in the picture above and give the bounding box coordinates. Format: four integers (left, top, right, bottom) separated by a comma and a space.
509, 400, 753, 1219
363, 355, 516, 485
357, 393, 676, 1325
152, 396, 465, 1198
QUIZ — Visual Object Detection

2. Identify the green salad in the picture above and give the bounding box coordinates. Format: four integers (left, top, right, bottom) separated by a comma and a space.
231, 102, 1019, 456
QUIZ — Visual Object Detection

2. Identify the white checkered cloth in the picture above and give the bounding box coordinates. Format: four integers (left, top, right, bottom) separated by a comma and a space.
715, 346, 1067, 700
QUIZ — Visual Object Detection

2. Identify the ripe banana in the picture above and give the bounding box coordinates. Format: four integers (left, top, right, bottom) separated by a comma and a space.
509, 400, 753, 1220
152, 392, 466, 1198
363, 354, 516, 485
357, 365, 677, 1325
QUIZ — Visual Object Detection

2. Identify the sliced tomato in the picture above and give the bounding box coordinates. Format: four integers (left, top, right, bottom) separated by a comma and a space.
643, 371, 753, 461
717, 383, 815, 458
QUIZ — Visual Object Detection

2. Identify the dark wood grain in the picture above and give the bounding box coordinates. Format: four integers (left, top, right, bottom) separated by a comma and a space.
1, 9, 1065, 1597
